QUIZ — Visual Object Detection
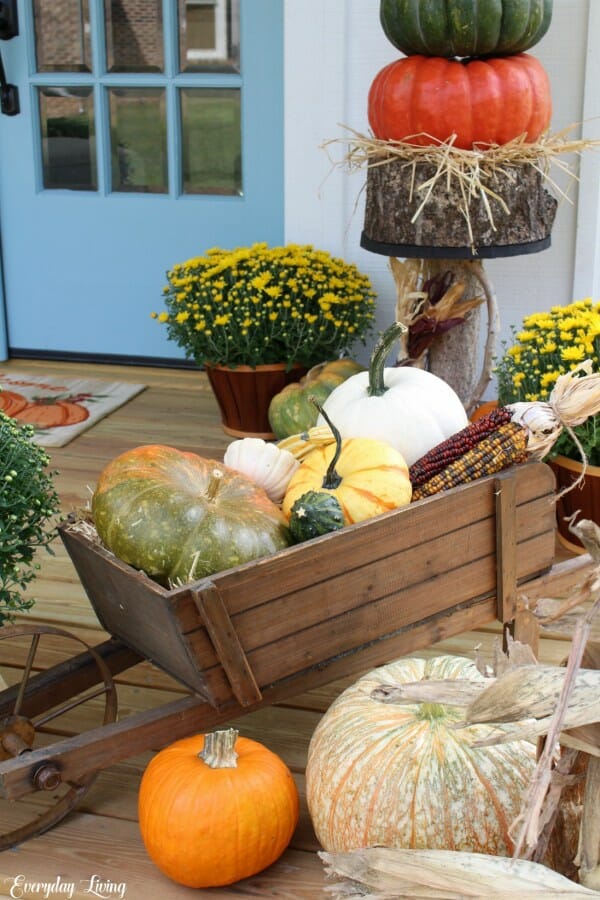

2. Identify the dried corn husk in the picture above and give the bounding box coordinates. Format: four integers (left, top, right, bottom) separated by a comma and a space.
320, 847, 600, 898
465, 666, 600, 727
509, 361, 600, 492
579, 757, 600, 889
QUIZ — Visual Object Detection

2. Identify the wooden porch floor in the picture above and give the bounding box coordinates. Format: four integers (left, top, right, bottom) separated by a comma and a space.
0, 358, 577, 900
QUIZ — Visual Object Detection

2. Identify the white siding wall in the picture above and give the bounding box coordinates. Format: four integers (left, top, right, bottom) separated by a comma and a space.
284, 0, 594, 381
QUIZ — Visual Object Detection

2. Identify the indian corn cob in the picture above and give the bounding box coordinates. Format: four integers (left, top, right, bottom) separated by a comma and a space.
411, 421, 528, 500
409, 407, 514, 487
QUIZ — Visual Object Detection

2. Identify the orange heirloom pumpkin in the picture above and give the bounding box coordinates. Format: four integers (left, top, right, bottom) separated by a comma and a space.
368, 53, 552, 150
138, 728, 299, 888
306, 655, 536, 856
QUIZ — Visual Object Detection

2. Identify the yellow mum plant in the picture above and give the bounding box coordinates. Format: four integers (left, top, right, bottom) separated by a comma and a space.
152, 243, 376, 369
496, 298, 600, 463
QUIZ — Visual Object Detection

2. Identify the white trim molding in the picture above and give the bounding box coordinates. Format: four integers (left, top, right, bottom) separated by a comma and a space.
573, 0, 600, 300
283, 0, 349, 257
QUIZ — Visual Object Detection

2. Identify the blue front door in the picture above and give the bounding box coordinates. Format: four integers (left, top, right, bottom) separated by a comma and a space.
0, 0, 283, 362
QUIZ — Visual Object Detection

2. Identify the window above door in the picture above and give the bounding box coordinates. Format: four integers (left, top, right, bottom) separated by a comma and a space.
32, 0, 243, 195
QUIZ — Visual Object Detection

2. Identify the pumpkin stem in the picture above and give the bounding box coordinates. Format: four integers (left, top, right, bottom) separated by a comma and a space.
206, 467, 225, 501
199, 728, 239, 768
368, 321, 409, 397
310, 397, 342, 490
416, 702, 447, 722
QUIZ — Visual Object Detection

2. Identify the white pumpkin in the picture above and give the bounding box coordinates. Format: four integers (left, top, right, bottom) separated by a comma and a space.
318, 322, 468, 466
305, 654, 536, 856
223, 438, 299, 504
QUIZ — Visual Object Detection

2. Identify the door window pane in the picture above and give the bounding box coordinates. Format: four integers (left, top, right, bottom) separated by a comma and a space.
39, 88, 96, 190
34, 0, 92, 73
104, 0, 164, 73
109, 89, 167, 193
181, 88, 241, 195
179, 0, 240, 73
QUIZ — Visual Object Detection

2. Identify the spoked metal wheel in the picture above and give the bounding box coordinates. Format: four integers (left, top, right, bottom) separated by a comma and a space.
0, 623, 118, 848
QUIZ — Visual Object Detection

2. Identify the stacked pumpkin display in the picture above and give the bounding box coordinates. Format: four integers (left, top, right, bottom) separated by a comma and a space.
368, 0, 553, 150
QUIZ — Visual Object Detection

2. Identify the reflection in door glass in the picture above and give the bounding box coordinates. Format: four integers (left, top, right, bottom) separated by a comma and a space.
39, 88, 97, 190
179, 0, 240, 72
181, 88, 242, 195
109, 89, 168, 193
104, 0, 164, 72
34, 0, 92, 73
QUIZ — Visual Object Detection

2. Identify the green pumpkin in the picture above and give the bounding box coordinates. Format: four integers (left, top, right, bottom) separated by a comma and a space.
289, 490, 345, 543
380, 0, 553, 58
92, 444, 290, 586
268, 359, 365, 440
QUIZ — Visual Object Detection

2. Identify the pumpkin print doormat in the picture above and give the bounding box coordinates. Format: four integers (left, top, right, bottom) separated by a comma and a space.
0, 372, 146, 447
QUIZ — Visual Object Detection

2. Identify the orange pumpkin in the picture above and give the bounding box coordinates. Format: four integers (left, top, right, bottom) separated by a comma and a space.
0, 390, 29, 417
14, 399, 89, 427
138, 728, 299, 888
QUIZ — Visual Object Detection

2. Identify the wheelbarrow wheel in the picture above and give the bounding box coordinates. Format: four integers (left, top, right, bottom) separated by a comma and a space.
0, 623, 118, 849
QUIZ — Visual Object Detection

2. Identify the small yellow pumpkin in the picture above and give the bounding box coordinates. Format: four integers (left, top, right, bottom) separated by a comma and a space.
282, 402, 411, 524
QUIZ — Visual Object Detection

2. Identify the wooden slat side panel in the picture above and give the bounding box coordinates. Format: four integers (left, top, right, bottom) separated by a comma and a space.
166, 472, 555, 631
60, 530, 215, 700
172, 461, 556, 625
176, 491, 557, 671
224, 493, 555, 655
191, 530, 555, 702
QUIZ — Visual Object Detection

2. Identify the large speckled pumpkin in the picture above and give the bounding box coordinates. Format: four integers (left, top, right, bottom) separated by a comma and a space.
306, 654, 535, 856
92, 444, 290, 585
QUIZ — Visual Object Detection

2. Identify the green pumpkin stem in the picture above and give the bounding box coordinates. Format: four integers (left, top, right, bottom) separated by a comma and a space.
309, 397, 343, 490
416, 702, 447, 722
368, 321, 408, 397
206, 467, 225, 501
199, 728, 239, 768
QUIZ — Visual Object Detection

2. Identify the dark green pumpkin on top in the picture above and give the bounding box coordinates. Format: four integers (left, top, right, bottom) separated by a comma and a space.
289, 490, 345, 543
380, 0, 553, 58
268, 359, 365, 440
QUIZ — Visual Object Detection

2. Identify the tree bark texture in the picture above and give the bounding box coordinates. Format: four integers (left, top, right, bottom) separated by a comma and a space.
363, 160, 557, 257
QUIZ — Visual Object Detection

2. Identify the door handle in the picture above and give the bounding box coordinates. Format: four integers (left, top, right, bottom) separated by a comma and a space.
0, 50, 18, 115
0, 0, 19, 116
0, 0, 19, 40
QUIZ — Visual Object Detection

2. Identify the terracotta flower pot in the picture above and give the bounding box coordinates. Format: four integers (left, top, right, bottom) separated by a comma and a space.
549, 454, 600, 554
205, 363, 307, 439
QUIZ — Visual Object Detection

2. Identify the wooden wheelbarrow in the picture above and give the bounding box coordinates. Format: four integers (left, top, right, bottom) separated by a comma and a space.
0, 461, 592, 847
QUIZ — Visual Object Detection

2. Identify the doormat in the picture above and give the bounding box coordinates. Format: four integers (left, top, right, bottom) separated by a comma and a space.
0, 371, 146, 448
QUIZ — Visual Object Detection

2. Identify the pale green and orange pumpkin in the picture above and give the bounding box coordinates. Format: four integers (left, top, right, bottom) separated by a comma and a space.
306, 654, 536, 856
